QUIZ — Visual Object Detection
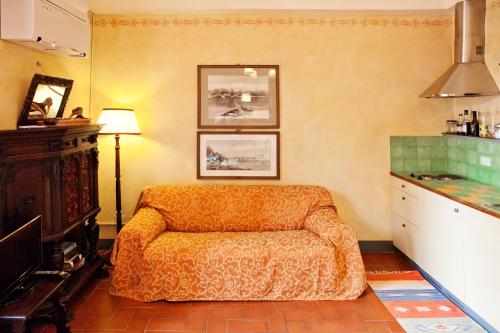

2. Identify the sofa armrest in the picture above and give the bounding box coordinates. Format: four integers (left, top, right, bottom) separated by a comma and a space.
304, 207, 366, 296
110, 207, 166, 266
110, 207, 166, 297
304, 208, 357, 247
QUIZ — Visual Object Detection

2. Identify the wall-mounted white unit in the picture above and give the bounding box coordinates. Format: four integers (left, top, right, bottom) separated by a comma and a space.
1, 0, 90, 57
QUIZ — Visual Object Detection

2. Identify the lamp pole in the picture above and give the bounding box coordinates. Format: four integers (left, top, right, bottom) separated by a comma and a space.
115, 133, 122, 232
98, 108, 140, 234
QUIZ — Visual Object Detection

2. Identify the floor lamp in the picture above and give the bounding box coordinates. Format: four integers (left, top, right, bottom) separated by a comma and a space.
97, 108, 141, 233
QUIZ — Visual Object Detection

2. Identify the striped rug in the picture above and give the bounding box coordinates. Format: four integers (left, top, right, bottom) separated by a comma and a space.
367, 271, 487, 333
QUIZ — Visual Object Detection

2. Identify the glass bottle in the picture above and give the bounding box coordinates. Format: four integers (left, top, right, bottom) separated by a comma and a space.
457, 114, 463, 135
479, 112, 487, 138
489, 111, 496, 138
463, 110, 471, 135
470, 111, 479, 137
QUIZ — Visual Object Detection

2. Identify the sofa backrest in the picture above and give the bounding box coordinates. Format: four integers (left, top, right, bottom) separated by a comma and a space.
136, 185, 334, 232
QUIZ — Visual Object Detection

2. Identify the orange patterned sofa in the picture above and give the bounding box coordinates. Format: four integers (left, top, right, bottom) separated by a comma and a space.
110, 185, 366, 302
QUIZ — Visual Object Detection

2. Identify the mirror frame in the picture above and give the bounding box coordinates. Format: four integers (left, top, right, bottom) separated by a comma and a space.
18, 74, 74, 127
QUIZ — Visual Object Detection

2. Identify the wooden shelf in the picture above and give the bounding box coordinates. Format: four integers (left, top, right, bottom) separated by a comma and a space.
442, 133, 500, 142
0, 278, 67, 319
62, 250, 110, 302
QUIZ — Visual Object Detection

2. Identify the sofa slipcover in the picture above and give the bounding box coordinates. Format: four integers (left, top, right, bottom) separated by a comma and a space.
110, 185, 366, 301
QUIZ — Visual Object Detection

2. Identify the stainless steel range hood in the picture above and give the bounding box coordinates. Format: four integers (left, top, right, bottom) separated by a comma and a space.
421, 0, 499, 98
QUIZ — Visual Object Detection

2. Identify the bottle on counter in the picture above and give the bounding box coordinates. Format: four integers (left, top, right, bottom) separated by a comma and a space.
479, 112, 487, 138
495, 124, 500, 139
470, 111, 479, 137
457, 113, 464, 135
489, 111, 497, 138
446, 120, 458, 134
463, 110, 471, 135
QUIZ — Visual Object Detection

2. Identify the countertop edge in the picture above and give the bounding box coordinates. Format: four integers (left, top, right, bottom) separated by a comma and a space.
390, 172, 500, 219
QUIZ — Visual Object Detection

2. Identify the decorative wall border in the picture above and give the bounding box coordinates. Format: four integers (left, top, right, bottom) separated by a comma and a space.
93, 16, 453, 29
488, 0, 500, 11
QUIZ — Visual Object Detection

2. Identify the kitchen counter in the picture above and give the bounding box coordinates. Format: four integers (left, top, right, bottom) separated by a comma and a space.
391, 171, 500, 219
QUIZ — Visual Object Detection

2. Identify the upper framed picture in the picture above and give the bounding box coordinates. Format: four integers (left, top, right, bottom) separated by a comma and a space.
198, 65, 280, 129
18, 74, 73, 127
197, 131, 280, 179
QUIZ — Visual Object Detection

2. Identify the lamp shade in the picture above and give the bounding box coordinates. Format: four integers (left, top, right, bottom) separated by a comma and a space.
97, 108, 141, 134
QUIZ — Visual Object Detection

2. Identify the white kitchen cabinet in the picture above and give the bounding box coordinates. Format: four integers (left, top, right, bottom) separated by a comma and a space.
391, 178, 424, 263
417, 190, 465, 302
392, 188, 419, 224
391, 176, 421, 198
462, 205, 500, 330
392, 213, 419, 261
391, 176, 500, 331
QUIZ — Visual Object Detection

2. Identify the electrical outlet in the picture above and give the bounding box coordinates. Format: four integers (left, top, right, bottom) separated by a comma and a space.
480, 156, 492, 167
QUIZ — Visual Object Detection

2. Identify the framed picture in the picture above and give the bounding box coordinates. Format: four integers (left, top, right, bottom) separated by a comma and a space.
197, 132, 280, 179
198, 65, 279, 129
18, 74, 73, 127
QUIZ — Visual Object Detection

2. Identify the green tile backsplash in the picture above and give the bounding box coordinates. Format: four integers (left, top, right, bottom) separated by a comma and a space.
390, 136, 447, 173
390, 136, 500, 187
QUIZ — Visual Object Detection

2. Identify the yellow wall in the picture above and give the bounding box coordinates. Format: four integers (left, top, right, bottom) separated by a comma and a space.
91, 11, 455, 240
0, 4, 497, 241
0, 40, 91, 129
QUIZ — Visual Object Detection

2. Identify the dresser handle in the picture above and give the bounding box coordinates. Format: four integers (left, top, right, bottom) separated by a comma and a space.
402, 224, 406, 228
23, 194, 36, 205
454, 208, 459, 213
401, 184, 406, 188
402, 196, 406, 200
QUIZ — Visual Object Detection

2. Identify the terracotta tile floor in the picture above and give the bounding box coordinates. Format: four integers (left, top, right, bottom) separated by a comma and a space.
33, 252, 411, 333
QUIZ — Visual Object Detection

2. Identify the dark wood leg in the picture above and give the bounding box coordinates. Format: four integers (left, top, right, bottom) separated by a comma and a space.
51, 240, 64, 270
85, 215, 109, 278
85, 215, 99, 262
52, 297, 71, 333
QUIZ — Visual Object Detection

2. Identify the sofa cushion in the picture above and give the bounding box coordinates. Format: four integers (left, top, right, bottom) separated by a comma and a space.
136, 185, 333, 232
139, 230, 348, 300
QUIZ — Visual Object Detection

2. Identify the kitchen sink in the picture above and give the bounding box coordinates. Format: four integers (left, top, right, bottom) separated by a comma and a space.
410, 173, 468, 181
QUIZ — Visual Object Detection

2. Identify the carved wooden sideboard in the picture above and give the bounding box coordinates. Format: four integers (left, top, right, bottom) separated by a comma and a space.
0, 125, 102, 269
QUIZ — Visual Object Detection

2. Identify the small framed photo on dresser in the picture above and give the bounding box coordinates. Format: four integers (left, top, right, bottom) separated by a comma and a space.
197, 131, 280, 179
197, 65, 279, 129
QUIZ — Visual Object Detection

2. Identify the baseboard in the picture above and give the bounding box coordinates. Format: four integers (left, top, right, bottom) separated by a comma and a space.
393, 246, 498, 333
99, 224, 117, 239
358, 241, 394, 253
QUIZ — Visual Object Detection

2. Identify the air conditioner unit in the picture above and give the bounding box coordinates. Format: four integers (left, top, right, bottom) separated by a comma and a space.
1, 0, 90, 57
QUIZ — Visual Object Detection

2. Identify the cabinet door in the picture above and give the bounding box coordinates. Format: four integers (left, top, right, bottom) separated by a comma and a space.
418, 191, 465, 301
62, 156, 81, 226
5, 162, 52, 236
392, 213, 419, 261
462, 206, 500, 331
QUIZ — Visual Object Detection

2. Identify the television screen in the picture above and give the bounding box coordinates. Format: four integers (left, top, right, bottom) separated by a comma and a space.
0, 215, 42, 305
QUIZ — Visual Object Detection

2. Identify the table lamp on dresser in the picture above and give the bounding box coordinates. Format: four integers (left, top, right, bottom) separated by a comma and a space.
97, 108, 141, 233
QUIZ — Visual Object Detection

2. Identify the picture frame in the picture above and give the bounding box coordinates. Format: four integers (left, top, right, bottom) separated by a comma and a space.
18, 74, 73, 127
198, 65, 280, 129
197, 131, 280, 179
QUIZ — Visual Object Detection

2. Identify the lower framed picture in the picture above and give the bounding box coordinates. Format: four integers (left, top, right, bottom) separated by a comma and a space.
197, 131, 280, 179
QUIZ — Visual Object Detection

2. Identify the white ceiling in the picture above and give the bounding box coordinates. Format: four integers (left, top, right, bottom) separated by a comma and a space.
89, 0, 461, 14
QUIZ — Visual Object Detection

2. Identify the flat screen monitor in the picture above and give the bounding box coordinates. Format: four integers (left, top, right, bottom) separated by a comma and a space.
0, 215, 42, 306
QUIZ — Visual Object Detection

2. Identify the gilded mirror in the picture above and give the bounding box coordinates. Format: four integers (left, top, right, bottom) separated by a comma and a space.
18, 74, 73, 126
